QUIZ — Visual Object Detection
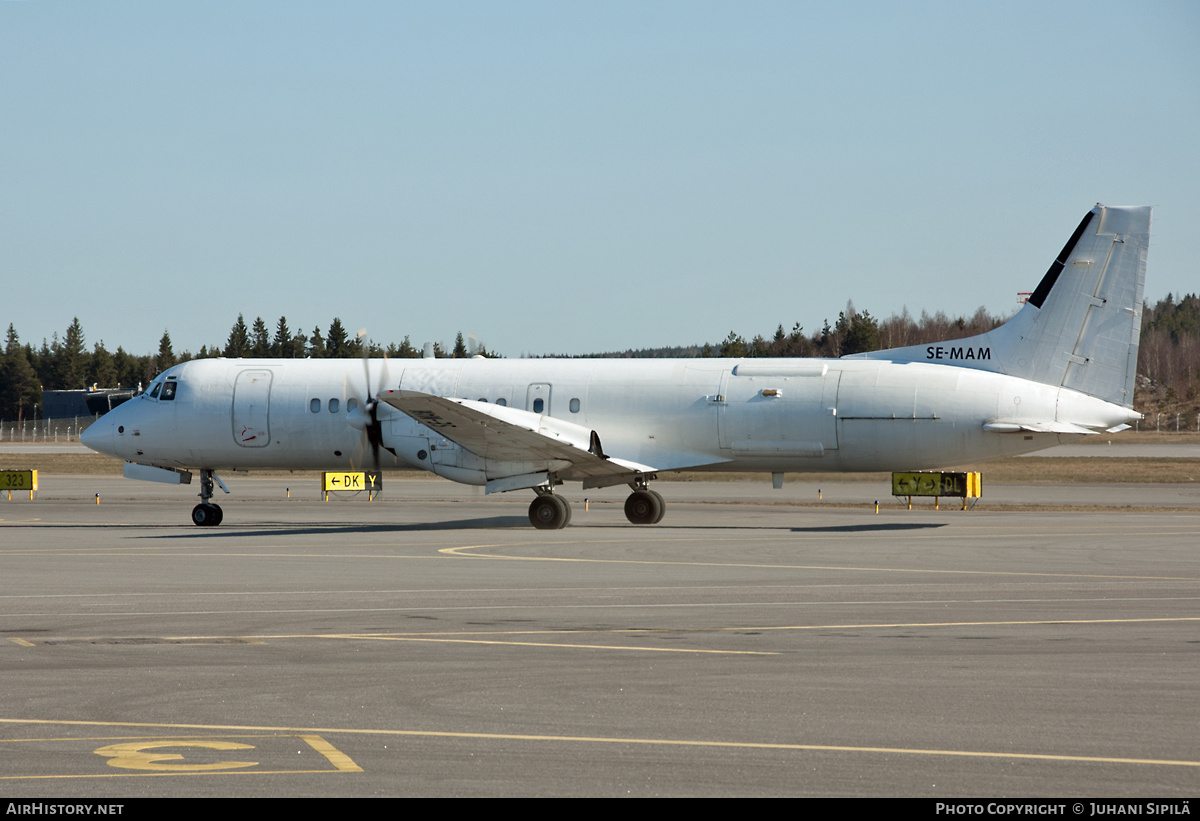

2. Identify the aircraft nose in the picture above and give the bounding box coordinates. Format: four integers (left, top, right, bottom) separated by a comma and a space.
80, 416, 115, 457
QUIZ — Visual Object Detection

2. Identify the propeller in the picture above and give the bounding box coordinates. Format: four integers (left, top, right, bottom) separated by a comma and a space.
348, 329, 395, 471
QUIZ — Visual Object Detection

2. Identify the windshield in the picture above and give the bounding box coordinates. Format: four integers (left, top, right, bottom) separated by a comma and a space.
142, 370, 179, 402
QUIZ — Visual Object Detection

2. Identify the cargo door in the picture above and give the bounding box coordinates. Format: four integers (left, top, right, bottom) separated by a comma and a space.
718, 363, 839, 456
232, 369, 272, 447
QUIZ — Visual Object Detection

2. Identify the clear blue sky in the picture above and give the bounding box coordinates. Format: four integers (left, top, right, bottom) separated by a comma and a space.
4, 1, 1197, 358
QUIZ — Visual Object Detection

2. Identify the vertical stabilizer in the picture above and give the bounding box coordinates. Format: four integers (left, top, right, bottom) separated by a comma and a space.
846, 204, 1151, 408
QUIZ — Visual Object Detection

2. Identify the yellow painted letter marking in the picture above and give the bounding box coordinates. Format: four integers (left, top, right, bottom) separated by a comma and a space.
94, 740, 259, 771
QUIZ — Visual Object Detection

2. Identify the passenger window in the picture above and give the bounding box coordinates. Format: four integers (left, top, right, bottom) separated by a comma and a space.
496, 398, 507, 406
533, 398, 544, 414
329, 398, 340, 413
347, 398, 359, 413
569, 398, 580, 413
161, 382, 177, 401
310, 398, 321, 413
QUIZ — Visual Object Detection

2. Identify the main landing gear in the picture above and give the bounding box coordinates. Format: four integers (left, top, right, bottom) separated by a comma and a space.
527, 483, 666, 529
191, 469, 223, 527
624, 488, 665, 525
529, 491, 572, 530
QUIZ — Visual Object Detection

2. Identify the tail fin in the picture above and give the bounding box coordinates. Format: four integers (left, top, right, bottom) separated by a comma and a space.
847, 204, 1151, 408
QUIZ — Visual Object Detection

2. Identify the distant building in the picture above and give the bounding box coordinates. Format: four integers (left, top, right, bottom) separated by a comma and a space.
42, 388, 139, 420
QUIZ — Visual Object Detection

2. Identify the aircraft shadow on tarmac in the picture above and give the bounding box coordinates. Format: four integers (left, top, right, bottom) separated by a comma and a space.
135, 518, 950, 539
788, 522, 948, 533
138, 515, 535, 537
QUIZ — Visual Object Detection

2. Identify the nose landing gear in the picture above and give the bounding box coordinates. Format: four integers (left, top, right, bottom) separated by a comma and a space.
191, 469, 223, 527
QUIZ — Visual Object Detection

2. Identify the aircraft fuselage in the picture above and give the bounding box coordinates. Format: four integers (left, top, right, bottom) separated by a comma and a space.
85, 355, 1134, 479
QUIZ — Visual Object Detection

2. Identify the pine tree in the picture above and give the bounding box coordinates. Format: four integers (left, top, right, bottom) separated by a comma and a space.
251, 317, 270, 357
387, 336, 419, 358
90, 341, 118, 388
157, 331, 176, 373
840, 309, 880, 355
272, 317, 292, 358
0, 325, 40, 421
112, 347, 142, 389
58, 318, 87, 389
453, 332, 468, 359
719, 331, 748, 358
225, 315, 250, 358
326, 318, 350, 358
308, 326, 326, 358
290, 329, 308, 358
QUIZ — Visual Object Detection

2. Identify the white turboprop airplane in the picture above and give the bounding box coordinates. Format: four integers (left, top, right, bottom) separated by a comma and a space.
81, 204, 1151, 529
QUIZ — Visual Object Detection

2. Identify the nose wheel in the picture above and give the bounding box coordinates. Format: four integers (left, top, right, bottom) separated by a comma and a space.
191, 503, 223, 527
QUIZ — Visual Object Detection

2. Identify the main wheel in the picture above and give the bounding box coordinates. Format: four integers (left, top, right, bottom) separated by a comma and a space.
191, 503, 221, 527
648, 489, 666, 523
624, 490, 662, 525
529, 495, 569, 529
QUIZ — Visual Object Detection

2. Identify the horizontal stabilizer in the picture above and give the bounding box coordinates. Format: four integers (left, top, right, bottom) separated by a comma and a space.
982, 420, 1099, 435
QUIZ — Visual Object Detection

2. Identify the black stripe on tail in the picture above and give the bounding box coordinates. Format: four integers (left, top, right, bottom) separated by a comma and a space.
1027, 210, 1095, 308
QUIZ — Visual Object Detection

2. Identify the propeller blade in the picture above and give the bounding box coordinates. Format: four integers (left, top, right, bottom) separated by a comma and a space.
355, 329, 381, 471
354, 328, 397, 471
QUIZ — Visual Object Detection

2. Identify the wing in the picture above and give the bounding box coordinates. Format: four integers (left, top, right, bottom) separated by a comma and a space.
377, 389, 658, 490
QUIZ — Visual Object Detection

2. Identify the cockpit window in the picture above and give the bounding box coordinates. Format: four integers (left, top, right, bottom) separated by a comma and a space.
161, 381, 177, 401
148, 383, 162, 399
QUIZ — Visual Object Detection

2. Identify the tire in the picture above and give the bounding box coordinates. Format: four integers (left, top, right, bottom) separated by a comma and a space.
624, 490, 662, 525
529, 495, 568, 529
191, 503, 222, 527
648, 489, 666, 524
191, 504, 214, 527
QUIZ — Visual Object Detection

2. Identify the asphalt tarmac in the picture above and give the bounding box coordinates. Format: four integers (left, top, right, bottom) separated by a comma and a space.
1, 477, 1197, 797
